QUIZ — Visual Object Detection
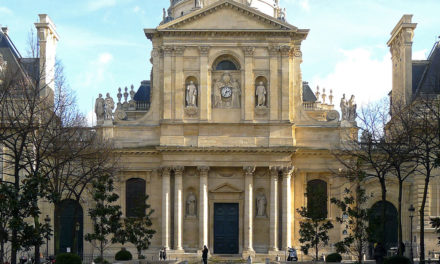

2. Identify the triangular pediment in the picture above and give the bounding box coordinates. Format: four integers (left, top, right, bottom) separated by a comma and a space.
158, 0, 297, 31
210, 183, 242, 193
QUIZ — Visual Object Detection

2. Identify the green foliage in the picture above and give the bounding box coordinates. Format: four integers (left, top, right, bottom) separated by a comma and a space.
115, 248, 132, 261
93, 257, 109, 264
331, 164, 371, 264
85, 173, 122, 260
431, 217, 440, 244
384, 255, 411, 264
115, 196, 156, 258
56, 253, 82, 264
326, 253, 342, 262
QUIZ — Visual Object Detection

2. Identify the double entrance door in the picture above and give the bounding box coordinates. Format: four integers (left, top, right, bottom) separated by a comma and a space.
213, 203, 239, 254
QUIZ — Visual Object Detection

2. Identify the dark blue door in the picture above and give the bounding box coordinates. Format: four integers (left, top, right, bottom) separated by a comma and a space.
214, 203, 239, 254
59, 199, 83, 256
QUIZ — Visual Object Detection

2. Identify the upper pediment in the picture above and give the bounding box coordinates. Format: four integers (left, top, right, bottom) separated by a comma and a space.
157, 0, 298, 32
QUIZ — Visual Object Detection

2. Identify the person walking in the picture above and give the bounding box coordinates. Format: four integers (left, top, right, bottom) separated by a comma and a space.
159, 248, 164, 261
202, 245, 209, 264
163, 248, 167, 261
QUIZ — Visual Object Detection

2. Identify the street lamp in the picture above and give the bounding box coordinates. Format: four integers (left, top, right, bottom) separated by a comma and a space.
44, 215, 51, 258
409, 204, 415, 264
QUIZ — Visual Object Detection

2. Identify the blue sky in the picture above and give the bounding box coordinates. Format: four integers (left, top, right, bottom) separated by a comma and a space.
1, 0, 440, 123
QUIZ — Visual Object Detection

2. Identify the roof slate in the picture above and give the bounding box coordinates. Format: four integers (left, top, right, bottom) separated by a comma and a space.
413, 42, 440, 98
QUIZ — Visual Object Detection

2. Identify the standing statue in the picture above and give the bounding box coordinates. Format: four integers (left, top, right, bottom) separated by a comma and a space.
231, 79, 241, 108
186, 81, 198, 107
256, 81, 267, 107
186, 193, 197, 217
104, 93, 115, 120
95, 93, 105, 121
195, 0, 201, 8
256, 193, 267, 217
340, 94, 348, 120
163, 8, 166, 21
348, 95, 357, 122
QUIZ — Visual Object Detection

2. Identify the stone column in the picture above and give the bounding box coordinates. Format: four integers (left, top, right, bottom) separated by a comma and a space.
269, 167, 279, 252
243, 166, 255, 254
161, 167, 171, 249
198, 166, 209, 248
174, 46, 185, 120
199, 46, 211, 121
281, 166, 293, 250
174, 166, 184, 251
280, 46, 291, 121
244, 47, 255, 121
269, 46, 279, 121
163, 46, 173, 120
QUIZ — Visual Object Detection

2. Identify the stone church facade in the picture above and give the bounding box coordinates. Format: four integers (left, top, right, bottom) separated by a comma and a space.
3, 0, 440, 261
94, 0, 357, 259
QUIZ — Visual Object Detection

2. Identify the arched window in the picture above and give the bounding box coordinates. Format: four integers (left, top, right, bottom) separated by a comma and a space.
216, 60, 238, 71
126, 178, 146, 217
213, 55, 240, 71
307, 179, 328, 219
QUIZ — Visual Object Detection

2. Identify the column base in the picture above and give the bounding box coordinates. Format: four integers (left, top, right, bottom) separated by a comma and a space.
172, 248, 185, 253
242, 249, 255, 260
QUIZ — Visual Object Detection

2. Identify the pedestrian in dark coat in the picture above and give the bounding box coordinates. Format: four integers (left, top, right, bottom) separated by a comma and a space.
374, 242, 386, 264
202, 245, 209, 264
159, 248, 164, 261
163, 248, 167, 261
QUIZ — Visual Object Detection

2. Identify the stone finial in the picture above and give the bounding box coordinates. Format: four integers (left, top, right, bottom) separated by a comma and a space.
322, 88, 327, 104
130, 84, 135, 100
117, 87, 122, 103
329, 89, 334, 105
123, 87, 128, 103
315, 86, 320, 101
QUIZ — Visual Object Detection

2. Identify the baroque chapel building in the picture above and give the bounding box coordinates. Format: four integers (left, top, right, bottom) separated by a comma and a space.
3, 0, 440, 262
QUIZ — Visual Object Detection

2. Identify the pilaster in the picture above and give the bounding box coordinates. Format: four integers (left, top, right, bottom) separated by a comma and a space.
280, 46, 291, 121
163, 46, 173, 120
244, 47, 255, 121
198, 166, 209, 248
269, 46, 279, 121
199, 46, 211, 121
292, 43, 303, 121
174, 166, 184, 251
174, 46, 185, 120
161, 167, 171, 249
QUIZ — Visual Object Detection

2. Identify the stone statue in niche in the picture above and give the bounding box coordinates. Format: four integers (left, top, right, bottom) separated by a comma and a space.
213, 73, 241, 108
95, 93, 105, 121
340, 94, 347, 120
104, 93, 115, 120
186, 192, 197, 217
256, 193, 267, 217
256, 81, 267, 107
186, 81, 198, 107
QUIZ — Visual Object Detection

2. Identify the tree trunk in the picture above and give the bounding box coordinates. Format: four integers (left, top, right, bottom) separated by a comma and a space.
315, 224, 319, 261
380, 177, 387, 244
11, 229, 17, 264
397, 179, 403, 256
420, 173, 430, 264
54, 203, 60, 255
100, 241, 104, 264
1, 240, 4, 264
34, 216, 41, 264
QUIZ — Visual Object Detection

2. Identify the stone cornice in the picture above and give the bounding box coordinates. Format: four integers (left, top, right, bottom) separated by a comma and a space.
156, 146, 296, 154
158, 0, 299, 31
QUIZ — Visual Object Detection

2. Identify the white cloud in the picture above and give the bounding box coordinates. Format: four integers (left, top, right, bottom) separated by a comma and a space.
87, 0, 116, 11
282, 0, 310, 11
413, 49, 428, 60
311, 48, 391, 110
0, 6, 12, 15
86, 109, 96, 127
133, 6, 140, 13
98, 53, 113, 64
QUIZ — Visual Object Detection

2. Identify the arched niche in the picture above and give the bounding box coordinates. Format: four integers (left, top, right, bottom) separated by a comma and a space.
185, 76, 199, 107
255, 76, 269, 107
211, 54, 242, 109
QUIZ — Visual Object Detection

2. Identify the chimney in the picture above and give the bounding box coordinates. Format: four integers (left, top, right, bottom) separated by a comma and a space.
387, 14, 417, 106
34, 14, 59, 99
